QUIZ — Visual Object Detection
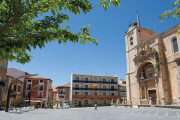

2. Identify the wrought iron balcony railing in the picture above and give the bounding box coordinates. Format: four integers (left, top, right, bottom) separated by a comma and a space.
73, 80, 117, 84
73, 87, 118, 91
58, 92, 65, 94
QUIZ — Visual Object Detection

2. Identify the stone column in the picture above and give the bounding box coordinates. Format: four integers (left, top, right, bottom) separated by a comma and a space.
144, 84, 147, 99
155, 76, 160, 105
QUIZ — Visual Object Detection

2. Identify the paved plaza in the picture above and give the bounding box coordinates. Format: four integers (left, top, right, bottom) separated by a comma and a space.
0, 107, 180, 120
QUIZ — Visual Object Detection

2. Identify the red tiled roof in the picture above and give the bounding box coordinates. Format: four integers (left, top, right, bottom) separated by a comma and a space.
24, 76, 53, 82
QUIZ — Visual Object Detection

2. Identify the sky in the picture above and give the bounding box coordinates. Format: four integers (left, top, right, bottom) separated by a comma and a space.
8, 0, 180, 86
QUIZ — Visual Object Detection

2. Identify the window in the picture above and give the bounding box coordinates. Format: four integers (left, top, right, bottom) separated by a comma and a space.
130, 37, 133, 45
103, 100, 106, 104
85, 85, 88, 89
28, 80, 31, 82
103, 92, 106, 96
75, 92, 79, 95
85, 92, 88, 95
39, 86, 43, 91
75, 85, 79, 88
94, 77, 97, 81
173, 38, 179, 53
103, 79, 106, 82
94, 100, 97, 104
111, 93, 114, 96
40, 80, 43, 83
74, 100, 78, 104
2, 63, 5, 71
85, 78, 88, 81
111, 86, 114, 89
84, 100, 88, 104
18, 86, 21, 92
75, 77, 79, 80
94, 92, 97, 96
26, 92, 30, 97
103, 86, 106, 89
38, 92, 43, 98
27, 84, 31, 90
111, 79, 114, 83
14, 85, 16, 92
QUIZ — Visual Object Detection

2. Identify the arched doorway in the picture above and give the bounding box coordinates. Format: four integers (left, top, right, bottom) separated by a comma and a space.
137, 62, 157, 105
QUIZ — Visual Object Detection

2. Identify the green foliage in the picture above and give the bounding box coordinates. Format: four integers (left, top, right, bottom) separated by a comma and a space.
154, 62, 159, 69
0, 0, 120, 64
20, 104, 23, 107
35, 102, 38, 108
160, 0, 180, 34
14, 98, 18, 108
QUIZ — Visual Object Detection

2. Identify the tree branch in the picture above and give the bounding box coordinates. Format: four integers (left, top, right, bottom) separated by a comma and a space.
0, 0, 21, 34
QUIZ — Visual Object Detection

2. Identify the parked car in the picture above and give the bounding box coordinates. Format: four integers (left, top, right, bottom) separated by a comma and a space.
63, 103, 69, 109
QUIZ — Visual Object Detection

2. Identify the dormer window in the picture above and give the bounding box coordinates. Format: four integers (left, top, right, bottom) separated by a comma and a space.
130, 37, 133, 45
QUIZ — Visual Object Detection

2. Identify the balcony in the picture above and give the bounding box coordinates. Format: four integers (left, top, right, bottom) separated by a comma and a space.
73, 87, 118, 91
37, 96, 43, 98
72, 95, 121, 100
58, 92, 65, 94
119, 90, 126, 92
73, 80, 117, 84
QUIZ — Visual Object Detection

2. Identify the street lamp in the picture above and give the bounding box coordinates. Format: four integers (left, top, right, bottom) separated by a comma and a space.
5, 74, 38, 112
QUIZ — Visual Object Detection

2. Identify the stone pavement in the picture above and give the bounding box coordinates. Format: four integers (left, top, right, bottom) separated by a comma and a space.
0, 106, 180, 120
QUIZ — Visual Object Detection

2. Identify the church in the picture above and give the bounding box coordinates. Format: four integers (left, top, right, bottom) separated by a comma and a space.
125, 12, 180, 107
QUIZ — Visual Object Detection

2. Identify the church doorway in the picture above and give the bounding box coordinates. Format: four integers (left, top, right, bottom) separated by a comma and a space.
148, 90, 156, 105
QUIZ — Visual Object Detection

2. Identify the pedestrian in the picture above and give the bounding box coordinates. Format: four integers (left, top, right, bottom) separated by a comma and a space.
94, 103, 97, 110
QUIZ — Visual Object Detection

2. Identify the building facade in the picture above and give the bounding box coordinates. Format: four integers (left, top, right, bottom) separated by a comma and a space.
51, 86, 57, 106
0, 60, 8, 108
7, 68, 30, 82
125, 14, 180, 107
23, 76, 52, 106
56, 82, 71, 107
2, 75, 23, 107
70, 73, 121, 107
118, 80, 127, 102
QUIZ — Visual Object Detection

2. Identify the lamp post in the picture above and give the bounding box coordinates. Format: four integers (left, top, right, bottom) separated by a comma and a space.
5, 74, 38, 112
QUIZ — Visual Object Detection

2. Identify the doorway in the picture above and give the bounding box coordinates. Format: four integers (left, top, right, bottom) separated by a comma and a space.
79, 101, 81, 107
148, 90, 156, 105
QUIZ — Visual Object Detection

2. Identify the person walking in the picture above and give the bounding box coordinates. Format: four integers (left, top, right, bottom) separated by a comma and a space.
94, 103, 97, 110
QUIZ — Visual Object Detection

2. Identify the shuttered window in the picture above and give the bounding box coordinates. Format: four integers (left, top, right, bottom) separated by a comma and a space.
173, 38, 179, 53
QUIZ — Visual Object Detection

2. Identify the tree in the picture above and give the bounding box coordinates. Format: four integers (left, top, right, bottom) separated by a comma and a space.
0, 0, 120, 64
160, 0, 180, 34
14, 98, 18, 108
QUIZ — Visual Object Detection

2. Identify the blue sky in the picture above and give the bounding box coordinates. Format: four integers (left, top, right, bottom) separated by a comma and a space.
8, 0, 179, 86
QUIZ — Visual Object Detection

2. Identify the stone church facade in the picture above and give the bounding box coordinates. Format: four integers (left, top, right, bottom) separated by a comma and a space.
125, 20, 180, 107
